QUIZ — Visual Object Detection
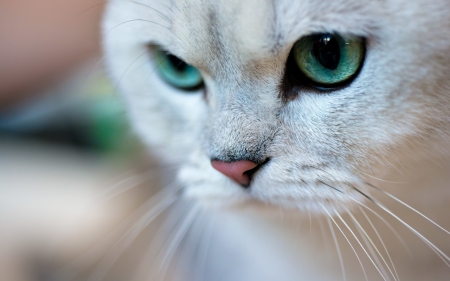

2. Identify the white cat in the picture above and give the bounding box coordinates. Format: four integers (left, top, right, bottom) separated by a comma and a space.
103, 0, 450, 280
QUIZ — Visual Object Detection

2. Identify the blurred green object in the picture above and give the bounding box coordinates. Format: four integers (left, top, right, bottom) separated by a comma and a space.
86, 76, 128, 151
0, 67, 140, 154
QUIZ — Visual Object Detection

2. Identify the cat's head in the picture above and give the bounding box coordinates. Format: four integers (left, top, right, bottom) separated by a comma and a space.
103, 0, 450, 212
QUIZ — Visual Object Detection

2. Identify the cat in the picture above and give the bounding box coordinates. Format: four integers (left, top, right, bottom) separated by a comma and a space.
102, 0, 450, 280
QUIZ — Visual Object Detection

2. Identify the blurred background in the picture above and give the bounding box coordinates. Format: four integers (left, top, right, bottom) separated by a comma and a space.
0, 1, 151, 280
4, 2, 449, 281
0, 0, 126, 150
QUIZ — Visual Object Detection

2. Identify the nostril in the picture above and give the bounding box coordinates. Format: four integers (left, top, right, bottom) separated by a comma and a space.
211, 160, 258, 187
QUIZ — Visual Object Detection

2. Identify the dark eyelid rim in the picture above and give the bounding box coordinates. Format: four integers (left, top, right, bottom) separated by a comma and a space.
279, 35, 366, 102
149, 45, 205, 92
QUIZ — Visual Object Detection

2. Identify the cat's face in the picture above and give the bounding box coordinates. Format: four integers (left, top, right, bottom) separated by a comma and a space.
103, 0, 450, 213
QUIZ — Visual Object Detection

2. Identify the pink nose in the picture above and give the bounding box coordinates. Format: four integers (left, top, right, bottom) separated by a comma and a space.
211, 160, 258, 187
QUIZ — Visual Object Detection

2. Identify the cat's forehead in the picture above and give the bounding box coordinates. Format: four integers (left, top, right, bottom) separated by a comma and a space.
162, 0, 378, 65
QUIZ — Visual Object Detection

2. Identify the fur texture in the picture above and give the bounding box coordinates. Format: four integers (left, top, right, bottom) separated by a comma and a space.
103, 0, 450, 213
100, 1, 450, 280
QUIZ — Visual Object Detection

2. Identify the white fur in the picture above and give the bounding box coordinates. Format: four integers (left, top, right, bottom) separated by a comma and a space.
103, 0, 450, 214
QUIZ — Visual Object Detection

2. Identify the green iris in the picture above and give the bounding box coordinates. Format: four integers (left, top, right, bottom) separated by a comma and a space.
293, 34, 364, 86
155, 49, 203, 90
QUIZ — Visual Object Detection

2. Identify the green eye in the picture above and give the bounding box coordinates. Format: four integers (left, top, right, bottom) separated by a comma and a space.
293, 33, 364, 87
155, 49, 203, 91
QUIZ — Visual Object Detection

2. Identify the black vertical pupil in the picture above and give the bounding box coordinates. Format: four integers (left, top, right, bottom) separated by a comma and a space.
312, 34, 340, 70
168, 54, 187, 72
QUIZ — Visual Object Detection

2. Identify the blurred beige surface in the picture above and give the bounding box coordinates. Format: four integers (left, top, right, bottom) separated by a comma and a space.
0, 137, 145, 281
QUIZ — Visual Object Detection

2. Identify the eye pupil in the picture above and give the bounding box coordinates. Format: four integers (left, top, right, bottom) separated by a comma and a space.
154, 48, 203, 91
313, 34, 340, 70
291, 33, 364, 88
167, 54, 187, 72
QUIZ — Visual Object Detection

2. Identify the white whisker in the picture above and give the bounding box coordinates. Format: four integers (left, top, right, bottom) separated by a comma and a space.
100, 171, 157, 201
173, 209, 208, 279
323, 206, 369, 281
325, 182, 410, 253
308, 208, 312, 235
112, 50, 149, 96
81, 54, 109, 93
347, 192, 450, 267
325, 210, 347, 281
52, 182, 181, 281
135, 199, 189, 281
367, 182, 450, 236
359, 172, 406, 184
318, 216, 332, 259
354, 201, 411, 255
116, 0, 173, 22
86, 184, 181, 281
359, 206, 401, 281
157, 203, 201, 281
105, 19, 170, 35
346, 207, 396, 281
77, 1, 172, 22
195, 212, 217, 281
371, 201, 450, 267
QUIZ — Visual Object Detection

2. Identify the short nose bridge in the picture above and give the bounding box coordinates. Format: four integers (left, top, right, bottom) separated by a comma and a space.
211, 160, 258, 187
209, 108, 272, 163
